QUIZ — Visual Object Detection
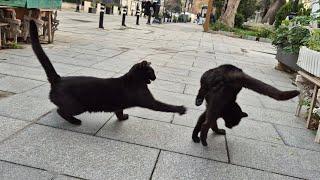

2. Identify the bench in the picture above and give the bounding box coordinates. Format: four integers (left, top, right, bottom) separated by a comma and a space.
296, 71, 320, 143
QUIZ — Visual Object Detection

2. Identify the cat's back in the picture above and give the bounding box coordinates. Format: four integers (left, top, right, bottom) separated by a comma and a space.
201, 64, 242, 83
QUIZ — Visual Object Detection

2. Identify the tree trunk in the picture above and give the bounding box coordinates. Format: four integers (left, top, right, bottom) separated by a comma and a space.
220, 0, 241, 27
203, 0, 214, 32
261, 0, 286, 24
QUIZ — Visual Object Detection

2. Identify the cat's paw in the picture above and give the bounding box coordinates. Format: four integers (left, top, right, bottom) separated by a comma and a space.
192, 136, 200, 143
177, 106, 187, 115
215, 129, 226, 135
118, 114, 129, 121
195, 98, 203, 106
66, 118, 82, 125
201, 140, 208, 146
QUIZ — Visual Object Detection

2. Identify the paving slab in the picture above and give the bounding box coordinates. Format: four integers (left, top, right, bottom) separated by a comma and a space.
0, 62, 47, 81
241, 105, 305, 128
0, 76, 45, 93
275, 125, 320, 152
228, 135, 320, 179
0, 161, 54, 180
0, 116, 30, 142
68, 67, 116, 78
21, 84, 50, 99
97, 116, 228, 162
149, 79, 186, 94
152, 151, 298, 180
125, 107, 173, 122
38, 110, 113, 135
0, 124, 159, 180
259, 96, 298, 113
0, 94, 55, 121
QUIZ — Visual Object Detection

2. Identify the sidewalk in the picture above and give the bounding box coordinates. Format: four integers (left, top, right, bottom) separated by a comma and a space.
0, 10, 319, 180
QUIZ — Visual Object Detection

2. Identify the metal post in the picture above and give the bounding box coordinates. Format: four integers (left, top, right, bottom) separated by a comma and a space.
136, 4, 140, 25
99, 11, 104, 28
122, 6, 127, 26
76, 0, 80, 12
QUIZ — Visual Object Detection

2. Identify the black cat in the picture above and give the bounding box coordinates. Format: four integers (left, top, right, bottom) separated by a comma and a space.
29, 20, 186, 125
192, 64, 300, 146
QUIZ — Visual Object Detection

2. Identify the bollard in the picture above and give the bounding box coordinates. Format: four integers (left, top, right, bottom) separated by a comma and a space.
136, 7, 140, 25
99, 11, 104, 28
122, 6, 128, 26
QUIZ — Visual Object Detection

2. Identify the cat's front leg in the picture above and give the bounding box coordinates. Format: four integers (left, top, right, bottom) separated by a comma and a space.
192, 111, 206, 143
115, 110, 129, 121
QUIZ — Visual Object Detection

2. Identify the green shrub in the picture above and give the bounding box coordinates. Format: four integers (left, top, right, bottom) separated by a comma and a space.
307, 30, 320, 52
275, 2, 292, 28
284, 26, 310, 54
272, 25, 290, 48
291, 16, 312, 26
235, 13, 245, 28
210, 21, 232, 31
257, 28, 274, 38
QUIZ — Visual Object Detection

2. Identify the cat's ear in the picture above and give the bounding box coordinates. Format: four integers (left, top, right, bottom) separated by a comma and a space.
242, 112, 248, 118
147, 61, 151, 66
139, 61, 148, 68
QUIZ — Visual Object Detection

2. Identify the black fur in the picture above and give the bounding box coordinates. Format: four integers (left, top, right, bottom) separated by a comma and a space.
192, 64, 299, 146
29, 20, 186, 125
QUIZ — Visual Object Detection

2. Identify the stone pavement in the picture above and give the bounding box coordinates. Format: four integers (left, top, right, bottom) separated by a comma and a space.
0, 11, 319, 180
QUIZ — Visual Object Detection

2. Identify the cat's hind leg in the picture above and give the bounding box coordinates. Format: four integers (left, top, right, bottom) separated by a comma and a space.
192, 111, 206, 143
57, 108, 82, 125
211, 120, 226, 135
115, 110, 129, 121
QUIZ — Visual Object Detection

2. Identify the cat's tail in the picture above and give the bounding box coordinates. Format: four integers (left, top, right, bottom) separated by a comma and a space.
29, 20, 60, 85
236, 73, 300, 101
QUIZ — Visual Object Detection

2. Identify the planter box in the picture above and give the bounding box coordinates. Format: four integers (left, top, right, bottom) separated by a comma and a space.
297, 46, 320, 77
88, 7, 97, 13
276, 48, 300, 71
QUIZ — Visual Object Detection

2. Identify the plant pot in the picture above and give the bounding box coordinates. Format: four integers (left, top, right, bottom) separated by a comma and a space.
297, 46, 320, 77
88, 7, 96, 13
276, 47, 300, 72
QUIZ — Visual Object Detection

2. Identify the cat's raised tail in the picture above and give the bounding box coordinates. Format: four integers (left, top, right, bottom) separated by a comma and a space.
29, 20, 60, 85
237, 72, 300, 101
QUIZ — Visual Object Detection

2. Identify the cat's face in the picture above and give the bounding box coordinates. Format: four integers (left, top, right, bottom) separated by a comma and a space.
130, 61, 156, 84
222, 102, 248, 129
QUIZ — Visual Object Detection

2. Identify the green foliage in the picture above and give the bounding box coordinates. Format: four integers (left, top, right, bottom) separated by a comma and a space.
275, 2, 311, 29
214, 0, 224, 19
235, 13, 245, 28
284, 26, 310, 54
272, 25, 289, 48
307, 30, 320, 52
257, 27, 274, 38
275, 2, 292, 28
290, 16, 312, 26
210, 21, 232, 31
237, 0, 258, 20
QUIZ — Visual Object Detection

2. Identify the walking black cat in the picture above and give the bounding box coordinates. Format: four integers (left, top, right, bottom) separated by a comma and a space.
29, 20, 186, 125
192, 64, 299, 146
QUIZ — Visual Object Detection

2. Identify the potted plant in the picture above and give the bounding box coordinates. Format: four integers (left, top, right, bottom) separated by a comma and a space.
297, 29, 320, 77
272, 25, 310, 72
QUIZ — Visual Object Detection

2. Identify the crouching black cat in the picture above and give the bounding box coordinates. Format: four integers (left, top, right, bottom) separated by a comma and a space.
192, 64, 300, 146
29, 20, 186, 125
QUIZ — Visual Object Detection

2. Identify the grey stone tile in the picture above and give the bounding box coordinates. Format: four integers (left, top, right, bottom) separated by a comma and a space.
97, 116, 228, 162
53, 175, 81, 180
0, 161, 54, 180
125, 107, 173, 122
0, 63, 47, 81
21, 84, 50, 99
152, 89, 205, 111
51, 54, 102, 67
38, 110, 113, 135
219, 120, 284, 144
184, 84, 199, 96
155, 66, 189, 76
68, 67, 115, 78
172, 108, 203, 127
0, 94, 55, 121
153, 151, 298, 180
242, 105, 305, 128
228, 136, 320, 179
275, 125, 320, 152
0, 124, 159, 180
0, 76, 45, 93
156, 72, 199, 85
51, 63, 84, 75
0, 116, 30, 142
149, 79, 185, 94
259, 96, 298, 113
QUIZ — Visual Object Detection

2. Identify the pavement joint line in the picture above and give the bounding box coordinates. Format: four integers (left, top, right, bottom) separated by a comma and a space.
0, 110, 52, 145
182, 84, 187, 94
224, 135, 231, 164
93, 114, 115, 136
272, 123, 287, 145
149, 150, 161, 180
0, 159, 88, 180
